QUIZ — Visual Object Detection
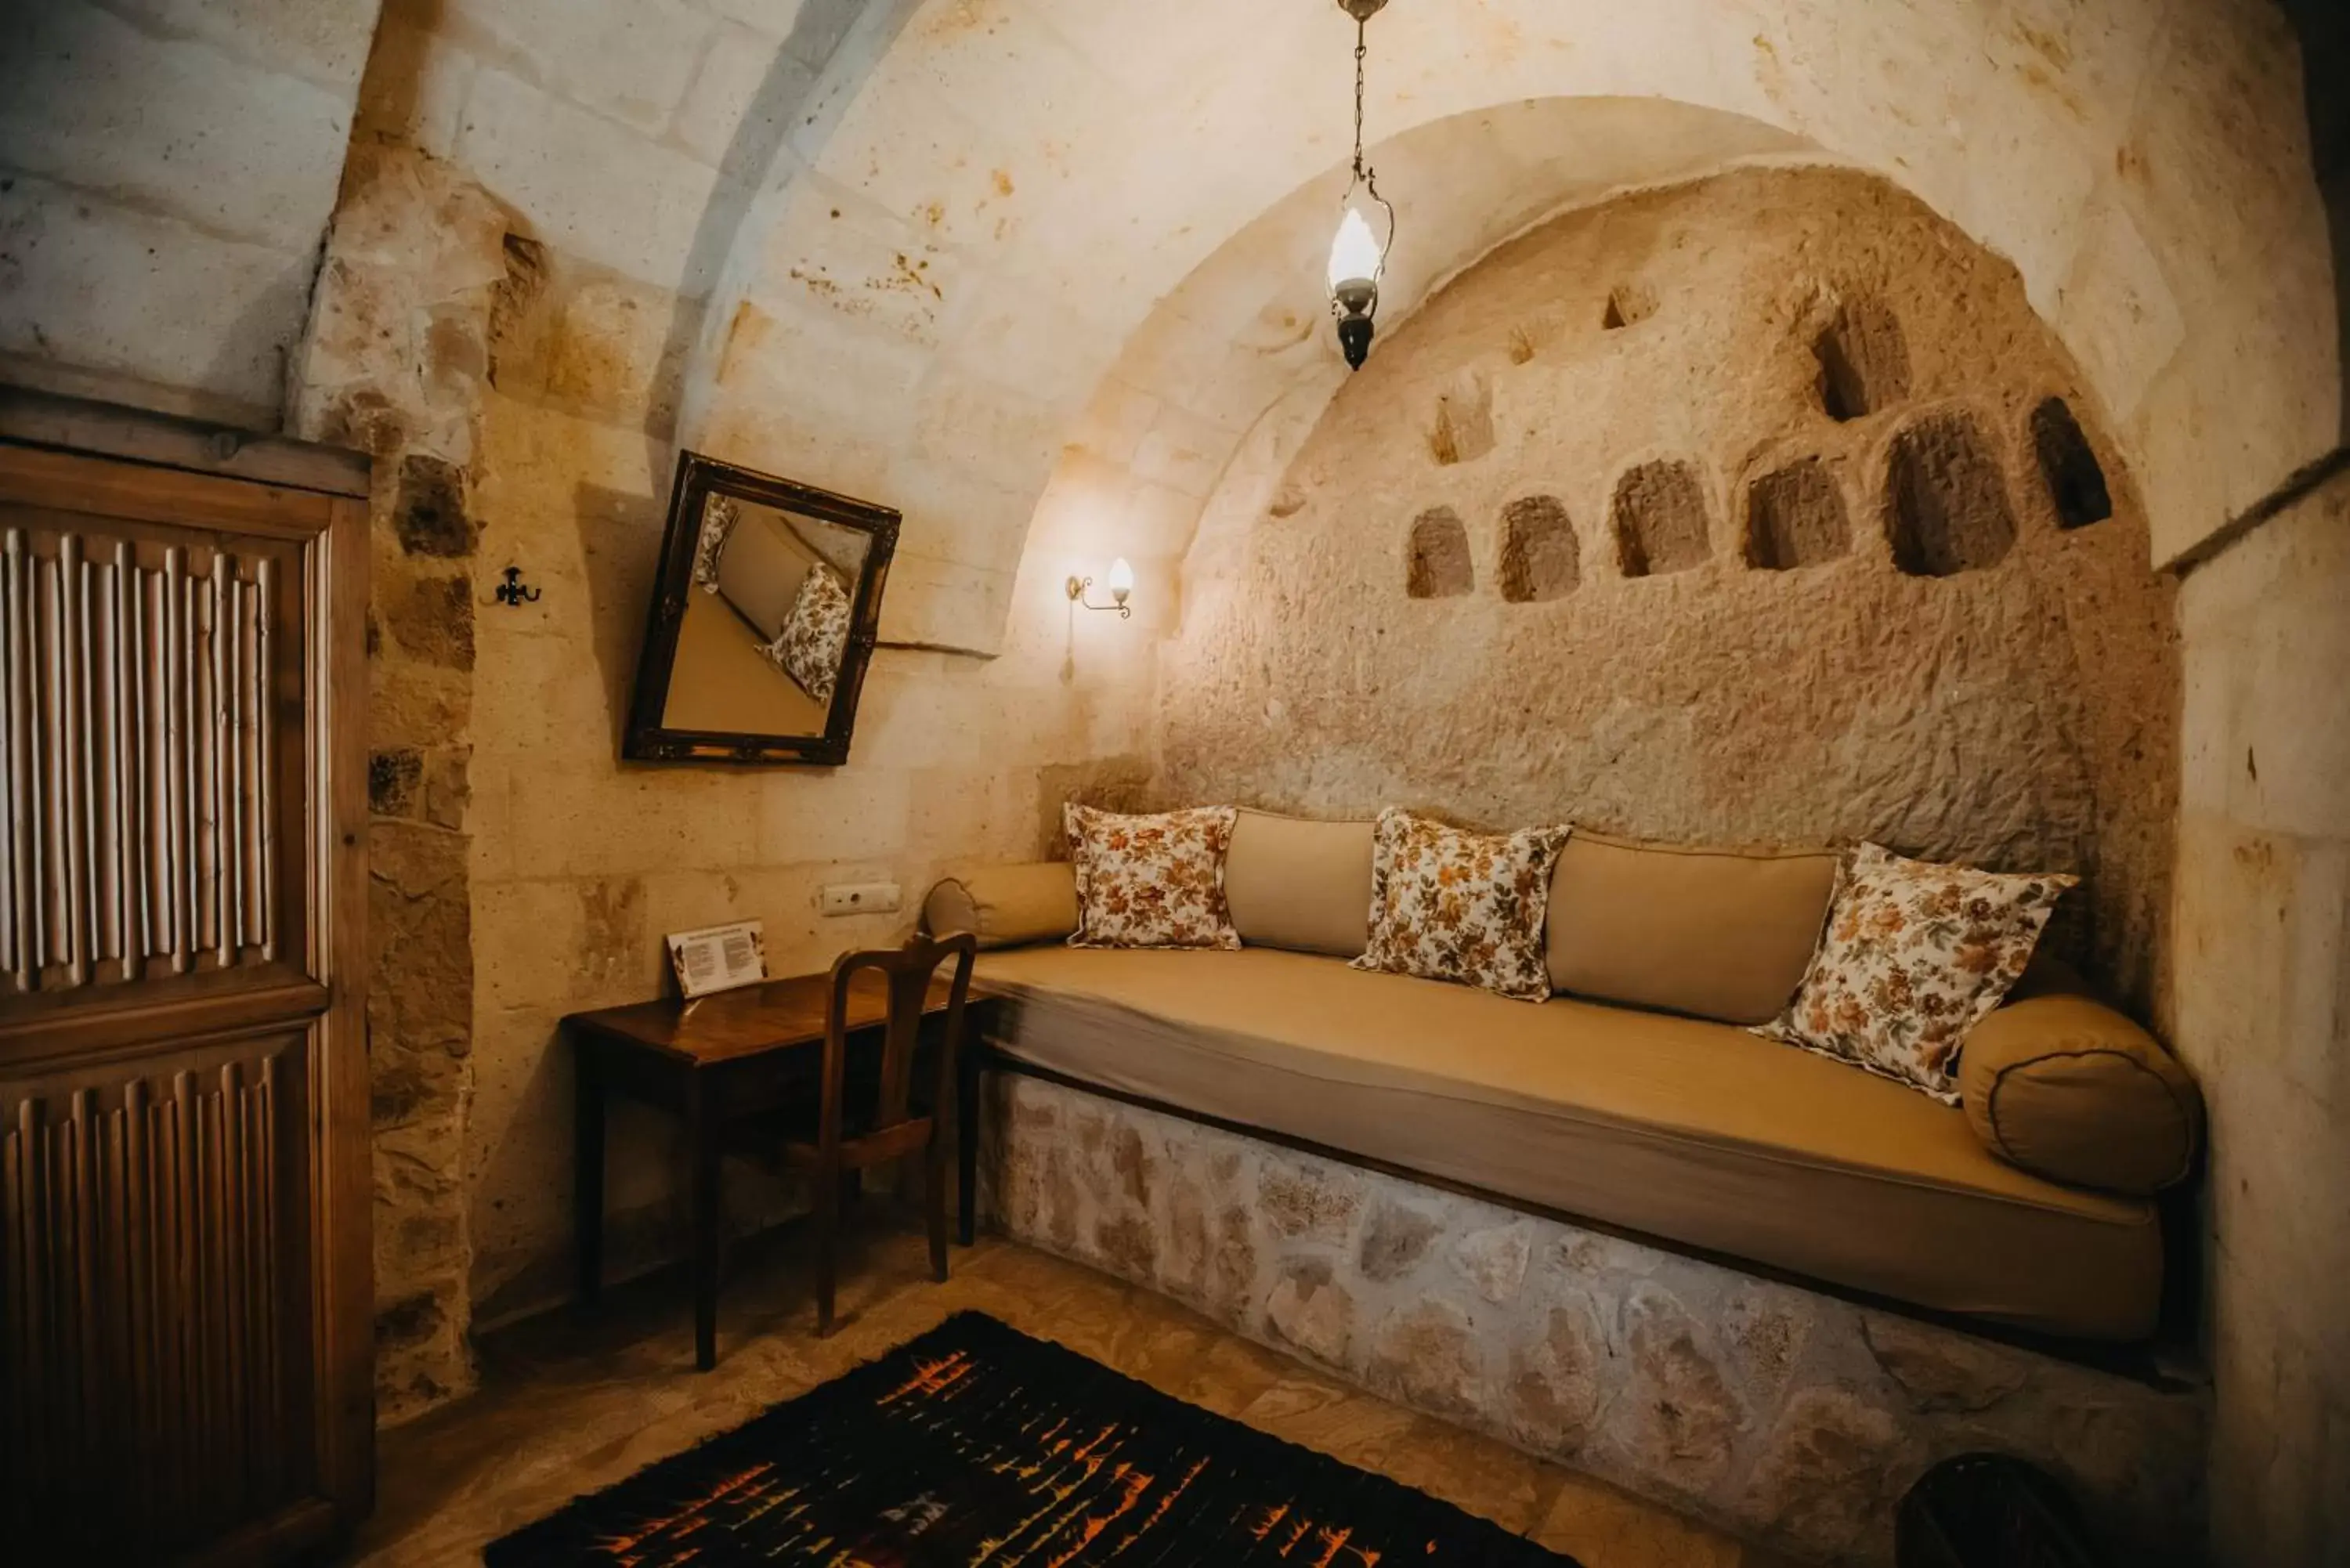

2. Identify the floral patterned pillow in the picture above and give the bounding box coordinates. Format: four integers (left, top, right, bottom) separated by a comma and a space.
1753, 842, 2077, 1104
761, 562, 851, 705
1351, 809, 1570, 1002
691, 494, 739, 591
1065, 804, 1241, 950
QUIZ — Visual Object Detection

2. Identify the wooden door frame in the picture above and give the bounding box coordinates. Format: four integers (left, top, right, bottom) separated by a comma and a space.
309, 481, 373, 1537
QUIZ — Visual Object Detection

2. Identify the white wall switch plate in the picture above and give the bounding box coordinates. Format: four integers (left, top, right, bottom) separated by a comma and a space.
820, 881, 902, 917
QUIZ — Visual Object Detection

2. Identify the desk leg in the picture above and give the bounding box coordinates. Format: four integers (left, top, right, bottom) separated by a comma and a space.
957, 1043, 982, 1247
574, 1039, 605, 1306
689, 1079, 721, 1371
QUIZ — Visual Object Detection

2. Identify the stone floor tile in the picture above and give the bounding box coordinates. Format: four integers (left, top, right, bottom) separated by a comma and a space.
1536, 1471, 1748, 1568
345, 1219, 1757, 1568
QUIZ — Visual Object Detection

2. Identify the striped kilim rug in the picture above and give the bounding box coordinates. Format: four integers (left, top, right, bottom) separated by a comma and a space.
485, 1310, 1580, 1566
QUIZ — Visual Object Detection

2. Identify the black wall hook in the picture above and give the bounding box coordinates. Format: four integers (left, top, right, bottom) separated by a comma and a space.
494, 565, 540, 606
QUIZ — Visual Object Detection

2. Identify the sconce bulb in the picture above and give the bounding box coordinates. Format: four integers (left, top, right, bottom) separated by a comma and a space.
1327, 207, 1383, 293
1107, 557, 1134, 602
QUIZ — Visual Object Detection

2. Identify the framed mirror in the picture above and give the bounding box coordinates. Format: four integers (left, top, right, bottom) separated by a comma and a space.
624, 453, 898, 765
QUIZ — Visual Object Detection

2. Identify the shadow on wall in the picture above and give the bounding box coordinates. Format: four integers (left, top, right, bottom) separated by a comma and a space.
2280, 0, 2348, 446
648, 0, 922, 481
576, 481, 673, 754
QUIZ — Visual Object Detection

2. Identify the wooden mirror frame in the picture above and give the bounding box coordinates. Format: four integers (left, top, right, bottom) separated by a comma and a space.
624, 452, 898, 766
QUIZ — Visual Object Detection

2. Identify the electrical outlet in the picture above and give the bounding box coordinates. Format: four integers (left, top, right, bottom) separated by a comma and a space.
819, 881, 902, 917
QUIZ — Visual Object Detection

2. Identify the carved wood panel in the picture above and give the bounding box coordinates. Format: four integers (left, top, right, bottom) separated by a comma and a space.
2, 529, 303, 997
0, 405, 371, 1568
1, 1030, 314, 1560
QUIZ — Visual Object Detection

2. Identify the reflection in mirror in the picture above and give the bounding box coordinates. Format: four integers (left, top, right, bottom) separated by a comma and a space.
625, 455, 898, 765
666, 494, 872, 737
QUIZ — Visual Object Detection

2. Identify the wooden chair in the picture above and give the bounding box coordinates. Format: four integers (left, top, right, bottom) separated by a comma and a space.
784, 930, 978, 1336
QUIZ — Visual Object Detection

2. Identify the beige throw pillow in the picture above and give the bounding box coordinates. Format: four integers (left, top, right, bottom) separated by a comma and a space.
1352, 808, 1570, 1001
1545, 832, 1837, 1023
1224, 810, 1376, 957
1065, 804, 1241, 950
1754, 842, 2076, 1104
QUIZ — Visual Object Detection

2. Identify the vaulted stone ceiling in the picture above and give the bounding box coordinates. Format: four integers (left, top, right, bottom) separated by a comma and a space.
5, 0, 2337, 654
674, 0, 2338, 653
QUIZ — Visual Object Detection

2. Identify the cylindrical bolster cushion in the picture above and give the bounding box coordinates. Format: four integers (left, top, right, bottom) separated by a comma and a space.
1960, 992, 2203, 1194
922, 862, 1078, 949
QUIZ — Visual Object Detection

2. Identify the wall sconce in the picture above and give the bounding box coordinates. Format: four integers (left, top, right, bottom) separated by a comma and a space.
1066, 558, 1133, 619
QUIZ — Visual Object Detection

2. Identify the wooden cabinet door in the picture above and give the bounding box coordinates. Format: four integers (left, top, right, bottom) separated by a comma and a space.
0, 428, 370, 1566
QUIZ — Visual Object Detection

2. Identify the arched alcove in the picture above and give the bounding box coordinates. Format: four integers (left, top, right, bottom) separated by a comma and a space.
1157, 164, 2178, 1013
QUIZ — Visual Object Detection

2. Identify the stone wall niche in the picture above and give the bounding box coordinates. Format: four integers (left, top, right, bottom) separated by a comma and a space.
1603, 282, 1658, 330
1159, 167, 2178, 1019
1744, 457, 1850, 569
1430, 370, 1496, 466
1814, 296, 1911, 421
1498, 495, 1580, 602
1884, 411, 2017, 576
1406, 507, 1474, 598
1611, 460, 1712, 577
2030, 396, 2113, 529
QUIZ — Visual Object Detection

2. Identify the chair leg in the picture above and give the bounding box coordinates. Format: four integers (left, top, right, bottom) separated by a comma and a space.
814, 1161, 841, 1338
925, 1140, 950, 1282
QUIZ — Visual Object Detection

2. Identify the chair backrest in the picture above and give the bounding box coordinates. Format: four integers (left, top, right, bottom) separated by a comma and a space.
819, 930, 978, 1153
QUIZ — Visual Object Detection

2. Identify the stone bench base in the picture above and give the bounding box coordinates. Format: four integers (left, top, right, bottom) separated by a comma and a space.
977, 1070, 2206, 1566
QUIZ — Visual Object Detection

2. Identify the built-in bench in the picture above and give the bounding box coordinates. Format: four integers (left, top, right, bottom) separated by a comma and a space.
930, 815, 2211, 1563
955, 944, 2159, 1342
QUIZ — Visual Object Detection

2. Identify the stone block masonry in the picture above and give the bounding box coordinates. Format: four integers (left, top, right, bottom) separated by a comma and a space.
292, 139, 515, 1425
982, 1072, 2206, 1567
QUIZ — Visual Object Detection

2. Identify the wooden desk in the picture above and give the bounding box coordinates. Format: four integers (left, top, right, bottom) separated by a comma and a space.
565, 970, 993, 1369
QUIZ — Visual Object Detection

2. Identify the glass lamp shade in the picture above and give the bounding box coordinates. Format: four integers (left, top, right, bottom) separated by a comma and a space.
1326, 206, 1383, 293
1107, 556, 1133, 602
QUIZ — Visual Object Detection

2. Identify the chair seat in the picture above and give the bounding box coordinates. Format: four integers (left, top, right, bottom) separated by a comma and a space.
780, 1116, 936, 1169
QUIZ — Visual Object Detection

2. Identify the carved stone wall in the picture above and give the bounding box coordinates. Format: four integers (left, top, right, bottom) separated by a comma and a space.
1160, 168, 2180, 1017
982, 1072, 2207, 1567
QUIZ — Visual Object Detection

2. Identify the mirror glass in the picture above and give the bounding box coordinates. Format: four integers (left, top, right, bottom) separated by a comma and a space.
625, 454, 898, 766
663, 493, 873, 737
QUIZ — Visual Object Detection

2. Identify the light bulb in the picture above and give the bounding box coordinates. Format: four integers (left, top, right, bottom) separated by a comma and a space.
1327, 207, 1382, 291
1107, 557, 1134, 602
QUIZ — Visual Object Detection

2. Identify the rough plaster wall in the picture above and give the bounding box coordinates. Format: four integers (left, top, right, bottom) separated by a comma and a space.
689, 0, 2337, 659
0, 0, 383, 426
984, 1073, 2208, 1568
1160, 168, 2179, 1013
2171, 469, 2350, 1568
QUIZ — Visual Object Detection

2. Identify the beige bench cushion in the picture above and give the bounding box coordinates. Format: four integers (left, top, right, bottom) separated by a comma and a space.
923, 862, 1076, 949
1960, 991, 2202, 1195
974, 945, 2161, 1340
1224, 811, 1374, 958
1546, 832, 1836, 1023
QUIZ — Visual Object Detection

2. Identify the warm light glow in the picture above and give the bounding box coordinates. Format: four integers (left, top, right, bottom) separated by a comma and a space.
1107, 557, 1134, 601
1327, 207, 1382, 290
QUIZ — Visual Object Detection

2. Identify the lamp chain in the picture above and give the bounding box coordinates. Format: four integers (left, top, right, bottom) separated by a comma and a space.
1352, 21, 1368, 182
